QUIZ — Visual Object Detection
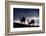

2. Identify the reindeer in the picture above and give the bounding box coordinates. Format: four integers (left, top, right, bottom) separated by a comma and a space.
27, 19, 35, 26
20, 16, 25, 24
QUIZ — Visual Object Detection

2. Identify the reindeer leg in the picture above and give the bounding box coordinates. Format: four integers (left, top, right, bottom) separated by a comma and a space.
29, 24, 30, 26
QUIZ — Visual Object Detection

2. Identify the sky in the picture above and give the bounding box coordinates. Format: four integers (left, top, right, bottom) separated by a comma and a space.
13, 8, 39, 20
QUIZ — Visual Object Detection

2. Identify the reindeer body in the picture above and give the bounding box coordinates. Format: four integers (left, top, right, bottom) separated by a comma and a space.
27, 19, 35, 26
20, 16, 25, 24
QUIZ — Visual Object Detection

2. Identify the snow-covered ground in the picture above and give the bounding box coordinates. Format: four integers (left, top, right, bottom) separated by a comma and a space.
13, 17, 39, 26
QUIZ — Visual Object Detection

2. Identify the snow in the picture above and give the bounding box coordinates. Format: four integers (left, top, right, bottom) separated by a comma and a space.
13, 17, 39, 26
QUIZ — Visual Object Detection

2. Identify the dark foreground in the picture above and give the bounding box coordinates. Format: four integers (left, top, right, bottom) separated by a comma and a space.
13, 23, 39, 28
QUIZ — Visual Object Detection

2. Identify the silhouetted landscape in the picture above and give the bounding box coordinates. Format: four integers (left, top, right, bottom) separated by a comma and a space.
13, 8, 39, 28
13, 23, 39, 28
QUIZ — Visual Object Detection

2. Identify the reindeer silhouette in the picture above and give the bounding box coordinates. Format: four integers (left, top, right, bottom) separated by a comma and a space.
27, 19, 35, 26
20, 16, 25, 24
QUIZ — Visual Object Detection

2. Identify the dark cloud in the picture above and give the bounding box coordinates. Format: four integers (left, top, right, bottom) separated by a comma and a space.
13, 8, 39, 20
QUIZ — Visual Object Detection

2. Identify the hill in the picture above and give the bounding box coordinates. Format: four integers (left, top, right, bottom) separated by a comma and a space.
13, 23, 39, 28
